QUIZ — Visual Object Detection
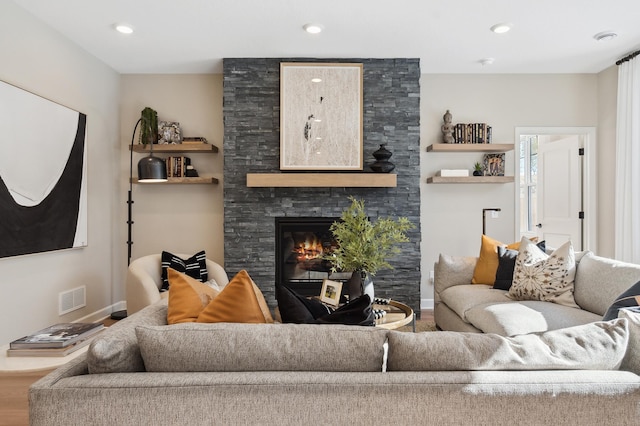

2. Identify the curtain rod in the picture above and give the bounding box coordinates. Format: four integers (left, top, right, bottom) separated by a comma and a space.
616, 49, 640, 65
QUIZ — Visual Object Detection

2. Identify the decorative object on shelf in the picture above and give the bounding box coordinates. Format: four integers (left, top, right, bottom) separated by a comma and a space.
473, 162, 484, 176
182, 136, 208, 144
127, 114, 168, 266
370, 144, 396, 173
280, 62, 364, 171
483, 153, 505, 176
324, 197, 414, 302
139, 107, 158, 145
158, 121, 182, 144
441, 110, 454, 143
185, 165, 199, 177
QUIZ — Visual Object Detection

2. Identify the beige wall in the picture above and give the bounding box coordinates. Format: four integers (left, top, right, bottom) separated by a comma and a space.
419, 74, 600, 305
596, 65, 618, 258
0, 2, 120, 343
119, 75, 225, 268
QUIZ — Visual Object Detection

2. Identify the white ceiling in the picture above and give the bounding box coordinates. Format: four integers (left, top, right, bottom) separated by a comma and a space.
12, 0, 640, 74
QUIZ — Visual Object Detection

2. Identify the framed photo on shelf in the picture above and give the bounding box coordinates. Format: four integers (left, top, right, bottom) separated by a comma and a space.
158, 121, 182, 144
483, 153, 505, 176
319, 279, 343, 306
280, 62, 363, 171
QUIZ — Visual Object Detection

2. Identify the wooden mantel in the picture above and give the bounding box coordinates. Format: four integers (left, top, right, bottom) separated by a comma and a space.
246, 173, 397, 188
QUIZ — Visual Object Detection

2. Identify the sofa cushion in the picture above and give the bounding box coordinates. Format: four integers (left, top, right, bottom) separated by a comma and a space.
161, 250, 208, 291
576, 252, 640, 316
604, 281, 640, 321
197, 270, 273, 324
618, 308, 640, 375
439, 284, 509, 322
465, 300, 602, 336
387, 318, 628, 371
434, 254, 477, 296
508, 238, 579, 308
472, 235, 520, 284
493, 241, 546, 290
87, 301, 168, 374
135, 322, 389, 372
167, 268, 220, 324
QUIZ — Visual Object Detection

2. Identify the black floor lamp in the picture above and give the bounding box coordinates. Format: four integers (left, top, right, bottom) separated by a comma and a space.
114, 118, 167, 321
482, 208, 501, 235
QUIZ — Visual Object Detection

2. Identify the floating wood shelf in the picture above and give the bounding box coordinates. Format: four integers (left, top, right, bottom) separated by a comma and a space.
131, 177, 219, 184
246, 173, 397, 188
427, 176, 514, 184
426, 143, 514, 152
130, 143, 218, 153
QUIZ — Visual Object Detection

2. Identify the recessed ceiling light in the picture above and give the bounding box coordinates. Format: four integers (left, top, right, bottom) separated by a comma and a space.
303, 23, 323, 34
311, 78, 322, 83
594, 31, 618, 42
490, 23, 512, 34
114, 23, 134, 34
479, 58, 495, 66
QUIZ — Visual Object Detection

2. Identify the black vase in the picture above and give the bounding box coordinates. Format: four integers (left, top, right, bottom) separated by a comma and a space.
370, 144, 395, 173
345, 270, 374, 302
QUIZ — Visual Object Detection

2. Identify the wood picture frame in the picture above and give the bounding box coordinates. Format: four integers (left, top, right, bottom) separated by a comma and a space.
280, 62, 363, 171
320, 279, 343, 306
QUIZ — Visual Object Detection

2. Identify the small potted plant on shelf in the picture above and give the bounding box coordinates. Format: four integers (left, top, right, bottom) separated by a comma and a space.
473, 161, 484, 176
324, 196, 414, 303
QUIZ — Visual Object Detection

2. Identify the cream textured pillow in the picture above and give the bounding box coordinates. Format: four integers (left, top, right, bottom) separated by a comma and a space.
508, 237, 579, 308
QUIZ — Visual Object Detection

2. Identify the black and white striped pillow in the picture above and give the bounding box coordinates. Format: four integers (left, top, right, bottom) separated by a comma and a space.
160, 250, 208, 291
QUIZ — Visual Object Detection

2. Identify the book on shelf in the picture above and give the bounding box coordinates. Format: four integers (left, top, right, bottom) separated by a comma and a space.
6, 333, 97, 357
9, 322, 104, 349
166, 156, 192, 177
182, 137, 208, 144
437, 169, 469, 177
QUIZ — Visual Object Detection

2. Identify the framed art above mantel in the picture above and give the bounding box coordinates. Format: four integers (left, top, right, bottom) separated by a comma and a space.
280, 62, 363, 171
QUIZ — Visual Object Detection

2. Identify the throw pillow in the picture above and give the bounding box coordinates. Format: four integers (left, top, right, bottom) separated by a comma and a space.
618, 308, 640, 375
167, 268, 220, 324
508, 238, 579, 308
493, 241, 546, 290
313, 295, 375, 326
276, 284, 332, 323
160, 250, 208, 291
603, 281, 640, 321
387, 318, 628, 371
197, 270, 274, 323
471, 235, 521, 284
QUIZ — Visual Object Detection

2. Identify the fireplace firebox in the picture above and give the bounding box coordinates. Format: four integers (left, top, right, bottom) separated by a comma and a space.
275, 217, 350, 297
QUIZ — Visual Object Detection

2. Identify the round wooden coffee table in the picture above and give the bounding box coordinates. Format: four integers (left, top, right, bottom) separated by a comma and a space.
374, 300, 415, 331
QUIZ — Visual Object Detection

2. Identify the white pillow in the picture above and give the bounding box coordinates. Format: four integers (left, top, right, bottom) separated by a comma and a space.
508, 237, 579, 308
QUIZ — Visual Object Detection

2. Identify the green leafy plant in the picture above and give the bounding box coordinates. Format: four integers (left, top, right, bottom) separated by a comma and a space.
325, 197, 414, 276
474, 161, 483, 172
139, 107, 158, 145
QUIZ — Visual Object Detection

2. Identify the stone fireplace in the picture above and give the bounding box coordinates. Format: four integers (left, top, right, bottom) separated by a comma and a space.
223, 58, 422, 315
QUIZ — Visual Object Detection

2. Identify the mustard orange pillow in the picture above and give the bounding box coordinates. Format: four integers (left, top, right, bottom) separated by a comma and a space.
197, 270, 274, 324
472, 235, 520, 284
167, 268, 220, 324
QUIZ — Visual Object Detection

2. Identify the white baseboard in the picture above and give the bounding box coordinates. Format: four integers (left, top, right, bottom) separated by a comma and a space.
421, 298, 434, 310
75, 301, 126, 323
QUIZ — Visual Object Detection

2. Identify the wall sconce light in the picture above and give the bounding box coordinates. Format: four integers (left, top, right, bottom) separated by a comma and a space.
482, 208, 501, 235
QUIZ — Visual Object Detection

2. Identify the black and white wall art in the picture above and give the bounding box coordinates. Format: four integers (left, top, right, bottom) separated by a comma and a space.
0, 81, 87, 258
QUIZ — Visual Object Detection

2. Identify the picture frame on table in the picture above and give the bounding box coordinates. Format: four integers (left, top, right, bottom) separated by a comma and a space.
280, 62, 363, 171
320, 279, 343, 306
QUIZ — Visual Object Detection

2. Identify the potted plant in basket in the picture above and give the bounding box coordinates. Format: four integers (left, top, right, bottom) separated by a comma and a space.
324, 197, 414, 303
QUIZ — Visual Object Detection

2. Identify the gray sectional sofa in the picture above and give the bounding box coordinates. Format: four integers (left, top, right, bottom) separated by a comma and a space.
434, 251, 640, 336
29, 298, 640, 425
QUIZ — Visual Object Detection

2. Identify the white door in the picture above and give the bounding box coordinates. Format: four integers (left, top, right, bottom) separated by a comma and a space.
537, 135, 583, 250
